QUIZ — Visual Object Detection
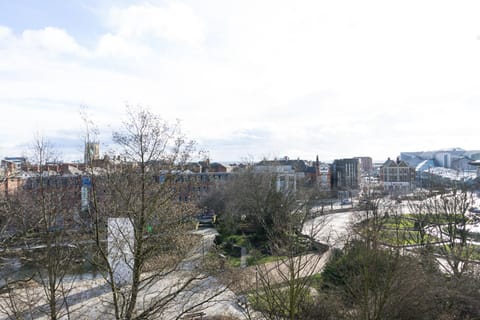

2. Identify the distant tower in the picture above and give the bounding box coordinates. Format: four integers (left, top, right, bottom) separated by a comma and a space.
84, 142, 100, 164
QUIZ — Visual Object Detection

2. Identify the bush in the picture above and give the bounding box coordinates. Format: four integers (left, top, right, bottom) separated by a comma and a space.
320, 240, 451, 320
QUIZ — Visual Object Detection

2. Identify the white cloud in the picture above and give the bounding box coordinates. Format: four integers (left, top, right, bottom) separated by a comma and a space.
0, 26, 13, 41
1, 1, 480, 161
21, 27, 89, 56
107, 2, 205, 47
96, 33, 152, 58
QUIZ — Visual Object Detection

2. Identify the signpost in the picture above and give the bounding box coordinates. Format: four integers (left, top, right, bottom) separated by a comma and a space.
81, 176, 91, 212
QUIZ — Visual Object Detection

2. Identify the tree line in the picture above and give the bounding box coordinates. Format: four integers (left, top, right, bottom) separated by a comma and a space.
1, 107, 480, 319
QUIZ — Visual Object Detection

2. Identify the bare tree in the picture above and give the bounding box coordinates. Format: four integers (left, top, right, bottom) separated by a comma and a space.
215, 166, 330, 320
85, 106, 232, 319
349, 196, 405, 320
252, 223, 329, 320
319, 187, 431, 320
320, 183, 480, 320
0, 136, 78, 319
219, 167, 306, 246
414, 186, 476, 278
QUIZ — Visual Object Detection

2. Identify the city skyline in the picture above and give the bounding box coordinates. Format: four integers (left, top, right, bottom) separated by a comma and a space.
1, 1, 479, 162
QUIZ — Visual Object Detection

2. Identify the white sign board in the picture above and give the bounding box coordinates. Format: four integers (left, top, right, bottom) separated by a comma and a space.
108, 218, 134, 286
81, 186, 89, 211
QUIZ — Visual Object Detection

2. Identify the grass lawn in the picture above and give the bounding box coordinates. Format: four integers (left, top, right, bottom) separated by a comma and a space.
227, 256, 242, 267
431, 243, 480, 261
378, 229, 437, 246
467, 231, 480, 242
226, 253, 288, 267
407, 213, 468, 224
360, 213, 477, 247
381, 214, 469, 229
218, 233, 315, 267
382, 217, 416, 229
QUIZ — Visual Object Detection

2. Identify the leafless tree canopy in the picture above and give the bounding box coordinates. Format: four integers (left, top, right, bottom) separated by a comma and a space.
85, 106, 230, 320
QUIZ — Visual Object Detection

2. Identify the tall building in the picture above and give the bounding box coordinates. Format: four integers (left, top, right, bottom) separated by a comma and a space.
84, 142, 100, 164
332, 158, 360, 190
355, 156, 373, 173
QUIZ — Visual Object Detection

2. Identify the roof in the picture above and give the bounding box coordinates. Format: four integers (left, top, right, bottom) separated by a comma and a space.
210, 162, 231, 169
306, 166, 317, 173
4, 157, 27, 162
424, 167, 476, 181
416, 159, 435, 172
257, 159, 308, 172
382, 159, 397, 167
64, 165, 84, 175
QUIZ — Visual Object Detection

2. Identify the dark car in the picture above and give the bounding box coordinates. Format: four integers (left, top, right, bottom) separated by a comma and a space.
469, 207, 480, 214
196, 209, 216, 228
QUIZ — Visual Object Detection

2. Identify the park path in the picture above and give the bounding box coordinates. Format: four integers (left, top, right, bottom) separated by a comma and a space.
0, 228, 246, 320
236, 250, 332, 292
0, 210, 359, 320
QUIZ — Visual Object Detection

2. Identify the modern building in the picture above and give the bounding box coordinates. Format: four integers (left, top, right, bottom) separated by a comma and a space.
332, 158, 361, 190
355, 156, 373, 174
400, 148, 480, 171
400, 148, 480, 186
416, 159, 477, 187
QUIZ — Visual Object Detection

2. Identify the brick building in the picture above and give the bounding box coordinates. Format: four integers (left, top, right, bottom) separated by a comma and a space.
380, 157, 415, 193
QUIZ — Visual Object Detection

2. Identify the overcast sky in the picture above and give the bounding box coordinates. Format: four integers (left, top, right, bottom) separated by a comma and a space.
0, 0, 479, 163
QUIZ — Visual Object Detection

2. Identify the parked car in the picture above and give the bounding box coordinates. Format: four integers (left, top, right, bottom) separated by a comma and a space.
195, 208, 216, 228
469, 207, 480, 214
341, 199, 351, 205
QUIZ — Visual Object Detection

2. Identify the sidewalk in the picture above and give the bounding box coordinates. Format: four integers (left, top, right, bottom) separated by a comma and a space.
235, 250, 332, 292
0, 228, 246, 320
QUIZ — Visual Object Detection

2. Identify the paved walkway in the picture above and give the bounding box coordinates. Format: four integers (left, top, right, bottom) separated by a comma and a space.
0, 228, 246, 320
0, 218, 349, 320
236, 250, 332, 292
